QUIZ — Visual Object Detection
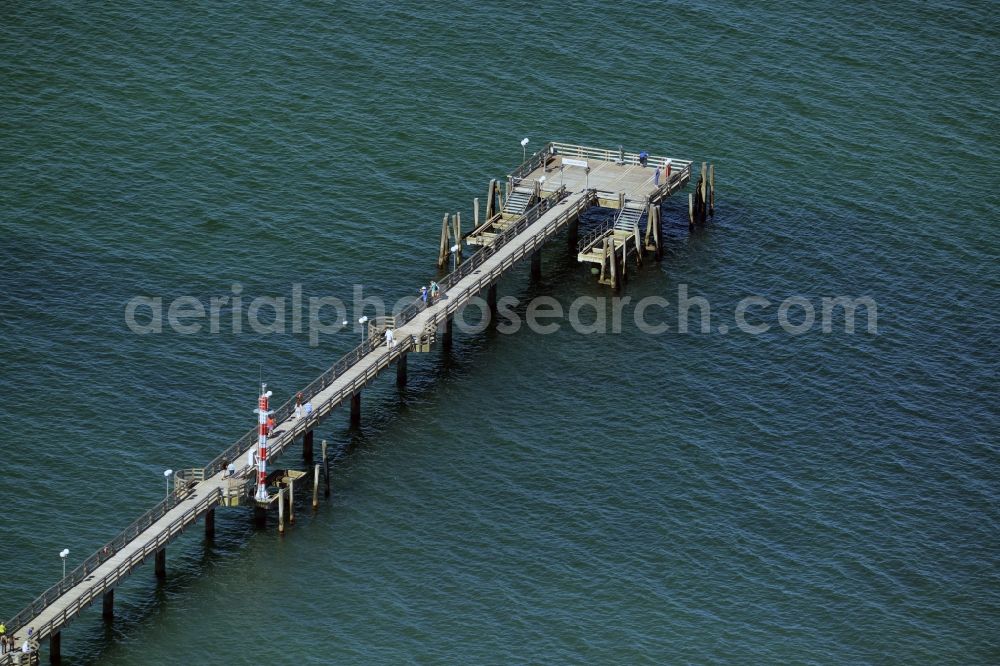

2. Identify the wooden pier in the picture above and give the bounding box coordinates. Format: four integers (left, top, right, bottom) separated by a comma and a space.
0, 142, 713, 664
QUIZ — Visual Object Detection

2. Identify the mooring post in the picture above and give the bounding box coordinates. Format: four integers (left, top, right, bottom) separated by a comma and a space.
437, 213, 450, 268
50, 630, 61, 665
303, 429, 314, 462
599, 237, 609, 284
633, 222, 643, 266
653, 206, 663, 261
453, 213, 463, 265
485, 179, 497, 220
530, 250, 541, 281
154, 548, 166, 580
322, 439, 331, 498
609, 238, 619, 290
700, 162, 708, 224
473, 197, 479, 228
396, 351, 408, 387
204, 506, 215, 541
288, 479, 295, 524
278, 488, 285, 535
688, 192, 695, 229
103, 588, 114, 620
350, 393, 361, 428
313, 463, 320, 510
709, 163, 715, 216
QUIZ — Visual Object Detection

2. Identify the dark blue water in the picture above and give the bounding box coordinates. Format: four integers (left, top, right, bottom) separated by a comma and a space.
1, 1, 997, 663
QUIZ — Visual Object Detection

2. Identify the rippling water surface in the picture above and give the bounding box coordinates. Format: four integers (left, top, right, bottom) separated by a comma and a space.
1, 1, 997, 663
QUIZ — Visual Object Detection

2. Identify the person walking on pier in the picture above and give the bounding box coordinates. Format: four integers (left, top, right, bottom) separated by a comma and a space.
385, 327, 395, 349
654, 166, 661, 186
294, 392, 303, 419
420, 285, 429, 308
430, 280, 440, 303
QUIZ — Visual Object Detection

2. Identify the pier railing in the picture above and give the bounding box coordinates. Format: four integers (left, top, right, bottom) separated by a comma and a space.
2, 489, 222, 651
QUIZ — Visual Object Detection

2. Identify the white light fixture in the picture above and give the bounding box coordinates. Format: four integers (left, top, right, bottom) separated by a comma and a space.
164, 469, 173, 499
60, 548, 69, 577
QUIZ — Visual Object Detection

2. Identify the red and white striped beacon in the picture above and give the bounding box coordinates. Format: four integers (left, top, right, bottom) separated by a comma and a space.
253, 383, 273, 502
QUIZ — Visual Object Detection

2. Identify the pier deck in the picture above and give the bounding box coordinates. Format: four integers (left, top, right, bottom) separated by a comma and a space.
2, 141, 711, 664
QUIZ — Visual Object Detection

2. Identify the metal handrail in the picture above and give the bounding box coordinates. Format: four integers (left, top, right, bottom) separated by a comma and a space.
577, 221, 615, 253
1, 489, 221, 648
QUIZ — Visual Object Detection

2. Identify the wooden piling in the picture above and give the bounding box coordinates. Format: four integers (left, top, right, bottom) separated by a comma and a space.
303, 429, 314, 462
709, 163, 715, 216
396, 351, 407, 387
474, 197, 479, 228
599, 237, 609, 284
278, 488, 285, 535
485, 179, 497, 220
102, 589, 114, 620
350, 393, 361, 428
633, 222, 642, 266
609, 237, 619, 290
322, 440, 330, 498
204, 506, 215, 541
442, 315, 453, 351
487, 284, 498, 320
453, 212, 462, 265
688, 192, 695, 228
312, 463, 320, 510
50, 630, 61, 665
530, 250, 541, 281
437, 213, 450, 268
154, 548, 166, 579
288, 479, 295, 524
653, 206, 662, 260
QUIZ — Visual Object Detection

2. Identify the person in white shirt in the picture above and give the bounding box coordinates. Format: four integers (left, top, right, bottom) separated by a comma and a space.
385, 328, 395, 348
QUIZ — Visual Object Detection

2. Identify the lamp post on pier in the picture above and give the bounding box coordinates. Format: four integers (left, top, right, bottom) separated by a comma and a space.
60, 549, 69, 578
359, 316, 369, 351
163, 469, 173, 500
520, 137, 529, 163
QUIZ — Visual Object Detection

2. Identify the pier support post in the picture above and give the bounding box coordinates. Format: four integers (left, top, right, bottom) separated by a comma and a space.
350, 393, 361, 428
313, 463, 320, 510
204, 506, 215, 541
303, 429, 314, 462
254, 504, 267, 527
653, 206, 662, 261
688, 192, 695, 229
50, 630, 61, 665
609, 238, 619, 290
442, 315, 453, 351
701, 162, 708, 224
278, 488, 286, 535
322, 439, 331, 498
154, 548, 166, 580
530, 251, 541, 281
103, 589, 114, 620
396, 351, 408, 387
288, 479, 295, 524
567, 217, 578, 251
487, 284, 498, 324
474, 197, 479, 228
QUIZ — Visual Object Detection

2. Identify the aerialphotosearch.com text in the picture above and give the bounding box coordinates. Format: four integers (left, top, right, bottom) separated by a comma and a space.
124, 283, 878, 346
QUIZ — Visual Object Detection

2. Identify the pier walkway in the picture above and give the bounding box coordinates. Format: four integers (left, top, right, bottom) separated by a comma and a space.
1, 142, 709, 664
